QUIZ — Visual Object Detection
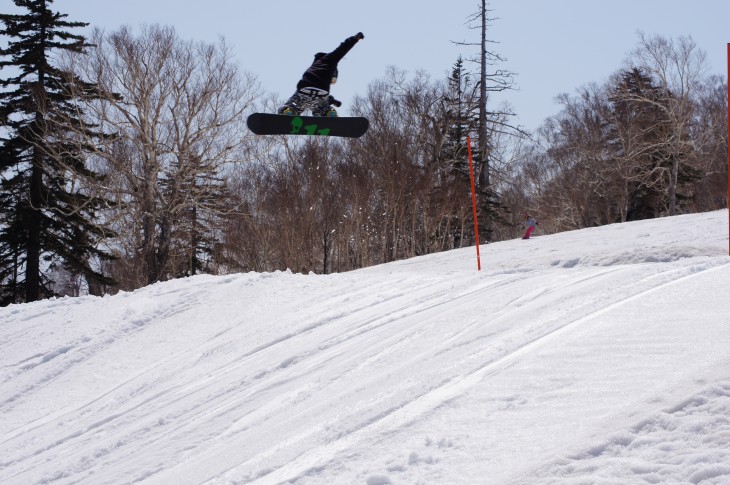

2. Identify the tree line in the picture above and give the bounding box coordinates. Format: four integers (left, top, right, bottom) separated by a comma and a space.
1, 1, 727, 305
516, 34, 728, 232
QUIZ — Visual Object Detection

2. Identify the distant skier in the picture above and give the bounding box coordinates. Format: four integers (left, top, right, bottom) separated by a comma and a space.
521, 213, 538, 239
278, 32, 365, 118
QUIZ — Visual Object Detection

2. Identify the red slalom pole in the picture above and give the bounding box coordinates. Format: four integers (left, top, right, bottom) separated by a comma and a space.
727, 44, 729, 256
466, 136, 481, 270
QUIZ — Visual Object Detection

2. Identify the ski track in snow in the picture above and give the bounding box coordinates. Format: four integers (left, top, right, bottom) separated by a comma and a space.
0, 210, 729, 485
239, 261, 729, 485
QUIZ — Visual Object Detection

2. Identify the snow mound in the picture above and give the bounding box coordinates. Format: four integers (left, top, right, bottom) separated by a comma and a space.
1, 210, 729, 485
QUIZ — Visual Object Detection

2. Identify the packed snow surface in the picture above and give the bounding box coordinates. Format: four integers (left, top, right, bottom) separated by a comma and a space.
2, 210, 730, 485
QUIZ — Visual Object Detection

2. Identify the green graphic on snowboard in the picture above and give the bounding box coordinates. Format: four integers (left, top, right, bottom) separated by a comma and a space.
290, 116, 331, 136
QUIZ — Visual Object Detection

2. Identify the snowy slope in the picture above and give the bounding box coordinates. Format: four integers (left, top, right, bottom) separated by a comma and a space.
1, 210, 729, 485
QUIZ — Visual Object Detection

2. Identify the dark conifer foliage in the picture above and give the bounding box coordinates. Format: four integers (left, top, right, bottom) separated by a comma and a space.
0, 0, 114, 305
609, 68, 673, 220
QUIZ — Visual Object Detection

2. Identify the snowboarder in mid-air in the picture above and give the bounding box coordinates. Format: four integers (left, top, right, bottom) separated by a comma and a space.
278, 32, 365, 118
247, 32, 368, 137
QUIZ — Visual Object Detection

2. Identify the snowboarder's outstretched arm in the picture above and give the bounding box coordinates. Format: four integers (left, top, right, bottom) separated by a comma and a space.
326, 32, 364, 63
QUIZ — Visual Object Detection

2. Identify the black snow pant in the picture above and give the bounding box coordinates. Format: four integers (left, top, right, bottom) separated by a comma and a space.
279, 87, 336, 116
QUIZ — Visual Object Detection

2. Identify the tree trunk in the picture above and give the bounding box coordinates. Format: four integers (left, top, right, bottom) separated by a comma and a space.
669, 155, 679, 215
478, 0, 493, 242
26, 149, 43, 302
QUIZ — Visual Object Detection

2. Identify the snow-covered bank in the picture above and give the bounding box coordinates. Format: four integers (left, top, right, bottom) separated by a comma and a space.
2, 211, 729, 484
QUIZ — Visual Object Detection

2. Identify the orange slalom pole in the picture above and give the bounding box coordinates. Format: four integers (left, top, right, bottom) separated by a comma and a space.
466, 135, 481, 270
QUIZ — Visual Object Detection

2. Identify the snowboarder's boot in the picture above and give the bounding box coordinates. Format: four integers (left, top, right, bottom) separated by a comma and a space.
278, 106, 297, 116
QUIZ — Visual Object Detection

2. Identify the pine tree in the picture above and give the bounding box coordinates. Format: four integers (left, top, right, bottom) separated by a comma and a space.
162, 153, 231, 278
434, 58, 478, 248
609, 68, 677, 219
457, 0, 519, 242
0, 0, 115, 304
442, 57, 476, 177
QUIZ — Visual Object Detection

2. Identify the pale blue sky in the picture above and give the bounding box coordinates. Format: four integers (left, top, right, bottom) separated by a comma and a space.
40, 1, 730, 131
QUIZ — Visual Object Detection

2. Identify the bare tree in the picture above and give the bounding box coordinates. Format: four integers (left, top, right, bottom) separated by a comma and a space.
691, 74, 729, 211
455, 0, 522, 241
512, 33, 721, 233
67, 24, 258, 287
623, 33, 708, 215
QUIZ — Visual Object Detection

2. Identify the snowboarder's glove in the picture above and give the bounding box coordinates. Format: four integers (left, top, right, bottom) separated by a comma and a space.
328, 96, 342, 107
355, 32, 364, 40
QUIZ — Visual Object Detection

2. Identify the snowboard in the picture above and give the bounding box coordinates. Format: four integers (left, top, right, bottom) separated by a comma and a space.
247, 113, 369, 138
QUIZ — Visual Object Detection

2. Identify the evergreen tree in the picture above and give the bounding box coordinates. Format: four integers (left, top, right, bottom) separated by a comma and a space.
162, 153, 231, 278
0, 0, 115, 304
442, 57, 476, 177
435, 58, 478, 248
457, 0, 520, 242
608, 68, 692, 219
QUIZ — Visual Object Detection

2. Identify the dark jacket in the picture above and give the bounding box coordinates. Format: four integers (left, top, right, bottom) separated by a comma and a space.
297, 35, 360, 92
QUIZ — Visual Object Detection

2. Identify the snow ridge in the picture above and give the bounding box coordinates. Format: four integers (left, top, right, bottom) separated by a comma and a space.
1, 210, 729, 485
